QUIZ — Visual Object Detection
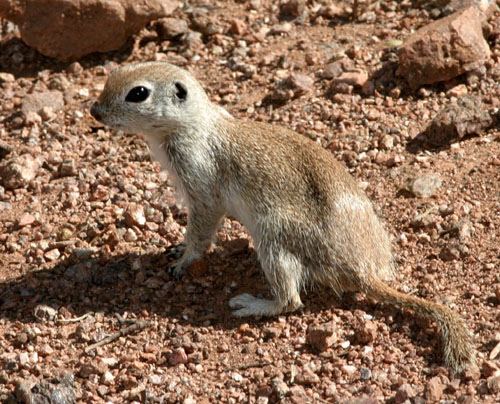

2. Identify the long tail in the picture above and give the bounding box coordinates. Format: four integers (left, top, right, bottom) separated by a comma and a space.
362, 276, 475, 374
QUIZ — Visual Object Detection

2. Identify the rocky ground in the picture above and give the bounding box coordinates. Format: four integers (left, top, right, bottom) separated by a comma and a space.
0, 1, 499, 403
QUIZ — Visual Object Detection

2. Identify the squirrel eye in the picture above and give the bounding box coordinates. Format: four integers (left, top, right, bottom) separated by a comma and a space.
125, 86, 150, 103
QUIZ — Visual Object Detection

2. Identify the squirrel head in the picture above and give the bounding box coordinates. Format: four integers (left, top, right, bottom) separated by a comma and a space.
91, 62, 216, 135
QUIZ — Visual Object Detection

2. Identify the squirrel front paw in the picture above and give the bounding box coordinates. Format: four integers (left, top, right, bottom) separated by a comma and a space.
167, 246, 201, 280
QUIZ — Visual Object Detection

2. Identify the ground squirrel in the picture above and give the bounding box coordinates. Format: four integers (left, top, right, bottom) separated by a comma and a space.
91, 62, 474, 373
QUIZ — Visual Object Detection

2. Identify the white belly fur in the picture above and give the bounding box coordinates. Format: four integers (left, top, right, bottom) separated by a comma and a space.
142, 133, 187, 206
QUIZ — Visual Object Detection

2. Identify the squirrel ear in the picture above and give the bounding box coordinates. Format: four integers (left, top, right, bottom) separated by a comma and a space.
174, 82, 188, 101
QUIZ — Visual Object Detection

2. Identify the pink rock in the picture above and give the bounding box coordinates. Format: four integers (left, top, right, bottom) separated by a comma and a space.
18, 213, 35, 227
295, 368, 320, 385
306, 322, 337, 352
156, 17, 189, 39
22, 91, 64, 115
44, 248, 61, 261
1, 154, 43, 190
167, 348, 188, 366
229, 18, 247, 36
0, 0, 180, 60
397, 6, 490, 88
333, 70, 368, 87
125, 203, 146, 227
286, 73, 314, 96
425, 376, 445, 401
394, 383, 415, 404
279, 0, 306, 19
355, 320, 378, 344
423, 96, 494, 146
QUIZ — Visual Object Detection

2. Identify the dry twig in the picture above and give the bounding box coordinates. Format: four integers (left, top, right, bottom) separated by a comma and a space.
84, 320, 151, 353
57, 312, 92, 323
237, 361, 272, 370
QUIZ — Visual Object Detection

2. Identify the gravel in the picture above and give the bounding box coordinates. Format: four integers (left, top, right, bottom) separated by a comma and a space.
0, 0, 499, 402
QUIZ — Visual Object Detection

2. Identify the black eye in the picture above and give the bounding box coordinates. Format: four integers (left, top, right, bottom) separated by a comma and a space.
175, 82, 187, 101
125, 86, 150, 103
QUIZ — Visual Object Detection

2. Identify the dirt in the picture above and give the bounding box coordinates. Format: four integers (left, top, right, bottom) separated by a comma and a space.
0, 1, 499, 403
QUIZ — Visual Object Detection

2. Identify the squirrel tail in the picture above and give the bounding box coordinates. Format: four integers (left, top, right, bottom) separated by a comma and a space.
361, 276, 475, 374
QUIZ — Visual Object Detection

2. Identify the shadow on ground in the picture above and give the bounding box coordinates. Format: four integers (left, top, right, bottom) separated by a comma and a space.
0, 239, 444, 368
0, 36, 134, 78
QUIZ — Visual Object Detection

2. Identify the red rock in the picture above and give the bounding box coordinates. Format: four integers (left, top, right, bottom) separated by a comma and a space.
333, 70, 368, 87
425, 376, 444, 401
21, 91, 64, 115
1, 154, 43, 190
271, 378, 289, 398
0, 72, 15, 83
463, 363, 481, 381
447, 84, 468, 97
288, 385, 308, 403
394, 383, 415, 403
225, 238, 249, 255
44, 248, 61, 261
306, 322, 337, 352
286, 73, 314, 96
397, 6, 491, 88
410, 174, 442, 198
266, 72, 314, 104
295, 368, 320, 385
167, 348, 188, 366
263, 327, 282, 339
439, 246, 461, 261
190, 13, 222, 36
91, 185, 110, 202
481, 360, 499, 377
125, 203, 146, 227
356, 321, 378, 344
229, 19, 247, 36
18, 213, 35, 227
279, 0, 306, 19
318, 4, 345, 18
321, 58, 355, 79
422, 96, 494, 146
0, 0, 180, 60
157, 17, 189, 39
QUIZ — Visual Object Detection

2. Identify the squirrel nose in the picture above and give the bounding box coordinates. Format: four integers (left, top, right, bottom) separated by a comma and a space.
90, 102, 102, 121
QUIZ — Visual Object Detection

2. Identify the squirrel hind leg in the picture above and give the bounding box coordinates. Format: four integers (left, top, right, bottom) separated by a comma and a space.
229, 248, 304, 317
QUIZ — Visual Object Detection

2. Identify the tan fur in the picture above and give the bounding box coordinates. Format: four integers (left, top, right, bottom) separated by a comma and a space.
91, 62, 475, 373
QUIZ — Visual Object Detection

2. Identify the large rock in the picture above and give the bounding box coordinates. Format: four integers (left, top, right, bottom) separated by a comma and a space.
0, 0, 180, 60
397, 6, 491, 89
422, 96, 495, 146
15, 374, 75, 404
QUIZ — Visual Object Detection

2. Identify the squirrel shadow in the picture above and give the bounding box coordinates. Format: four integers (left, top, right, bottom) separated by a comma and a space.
1, 239, 444, 369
